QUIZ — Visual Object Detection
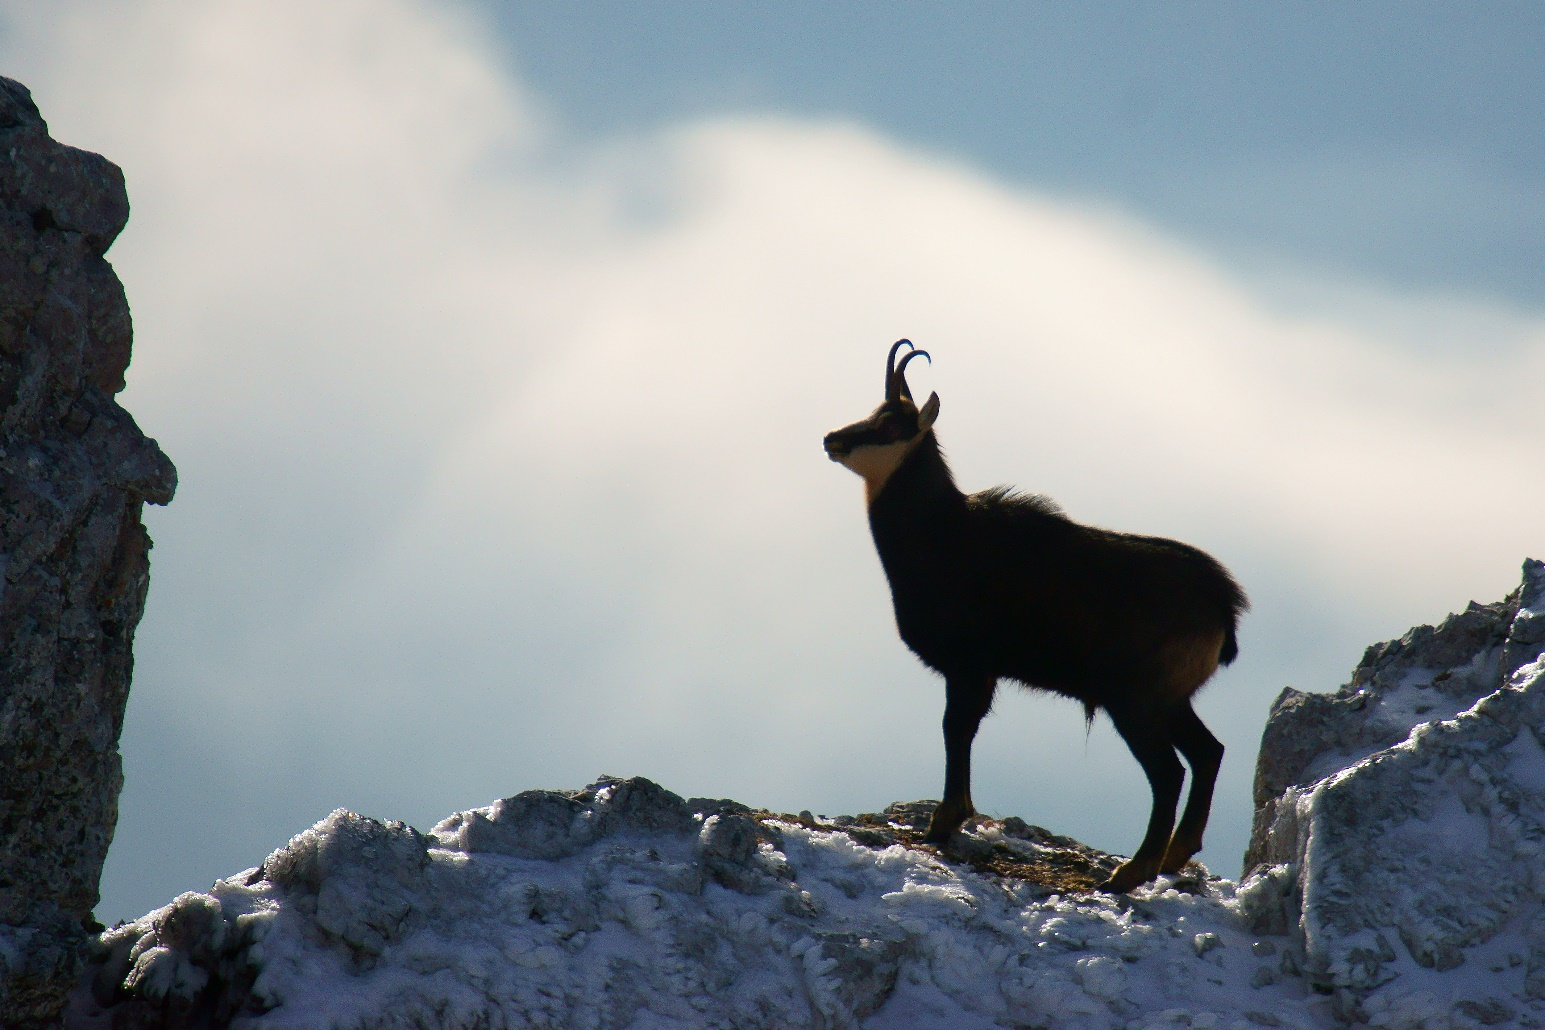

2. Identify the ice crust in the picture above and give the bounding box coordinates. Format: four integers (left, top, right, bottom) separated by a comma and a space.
74, 561, 1545, 1029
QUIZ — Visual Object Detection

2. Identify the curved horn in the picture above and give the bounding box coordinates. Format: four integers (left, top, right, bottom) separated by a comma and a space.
885, 339, 914, 401
893, 348, 931, 401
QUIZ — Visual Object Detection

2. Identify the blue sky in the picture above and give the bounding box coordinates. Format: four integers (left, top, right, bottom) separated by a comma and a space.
3, 2, 1541, 924
489, 1, 1545, 306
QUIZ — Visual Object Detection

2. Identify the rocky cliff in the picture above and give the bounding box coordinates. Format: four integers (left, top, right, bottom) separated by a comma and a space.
0, 77, 176, 1027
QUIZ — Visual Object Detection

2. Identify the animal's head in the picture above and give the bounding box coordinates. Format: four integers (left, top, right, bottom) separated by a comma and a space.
824, 339, 941, 502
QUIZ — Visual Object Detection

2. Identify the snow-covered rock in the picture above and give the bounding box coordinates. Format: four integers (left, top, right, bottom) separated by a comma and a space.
76, 778, 1344, 1029
73, 562, 1545, 1029
1242, 558, 1545, 1024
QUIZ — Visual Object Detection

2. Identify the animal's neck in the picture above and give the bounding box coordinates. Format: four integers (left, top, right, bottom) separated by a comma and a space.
867, 433, 963, 527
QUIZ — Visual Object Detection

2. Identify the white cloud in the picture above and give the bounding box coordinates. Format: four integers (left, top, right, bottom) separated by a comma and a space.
6, 0, 1542, 920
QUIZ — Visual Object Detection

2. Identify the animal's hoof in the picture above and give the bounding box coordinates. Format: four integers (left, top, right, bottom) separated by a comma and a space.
921, 825, 955, 845
921, 801, 970, 845
1099, 859, 1159, 894
921, 814, 967, 846
1159, 838, 1200, 875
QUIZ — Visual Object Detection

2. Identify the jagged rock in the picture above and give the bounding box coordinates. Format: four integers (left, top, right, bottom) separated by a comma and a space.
268, 811, 432, 959
1245, 571, 1531, 873
433, 788, 596, 862
1242, 558, 1545, 1021
0, 77, 176, 1028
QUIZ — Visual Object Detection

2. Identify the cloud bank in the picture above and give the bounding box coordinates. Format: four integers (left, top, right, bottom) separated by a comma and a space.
5, 0, 1541, 921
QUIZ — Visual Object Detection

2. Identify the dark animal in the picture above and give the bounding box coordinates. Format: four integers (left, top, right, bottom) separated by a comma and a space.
822, 340, 1247, 892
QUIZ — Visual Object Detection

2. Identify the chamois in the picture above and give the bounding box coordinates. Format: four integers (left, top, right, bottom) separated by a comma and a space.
823, 340, 1247, 892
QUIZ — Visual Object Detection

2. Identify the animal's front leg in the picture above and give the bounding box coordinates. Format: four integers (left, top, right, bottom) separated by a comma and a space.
923, 674, 996, 844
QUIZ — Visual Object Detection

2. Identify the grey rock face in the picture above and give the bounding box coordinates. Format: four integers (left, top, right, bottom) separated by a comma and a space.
0, 77, 176, 1027
1241, 559, 1545, 1020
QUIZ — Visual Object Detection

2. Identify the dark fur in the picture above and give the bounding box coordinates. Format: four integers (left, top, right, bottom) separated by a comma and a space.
871, 436, 1243, 698
827, 386, 1247, 891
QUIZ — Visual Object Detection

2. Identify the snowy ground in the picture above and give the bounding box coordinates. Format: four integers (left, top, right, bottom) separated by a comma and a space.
66, 560, 1545, 1029
69, 775, 1489, 1030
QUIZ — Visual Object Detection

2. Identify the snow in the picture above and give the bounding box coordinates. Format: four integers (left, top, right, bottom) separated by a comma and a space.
77, 786, 1344, 1030
1244, 559, 1545, 1027
71, 560, 1545, 1029
76, 762, 1544, 1029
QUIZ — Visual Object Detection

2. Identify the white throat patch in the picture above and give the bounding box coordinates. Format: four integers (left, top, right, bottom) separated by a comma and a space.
835, 436, 925, 505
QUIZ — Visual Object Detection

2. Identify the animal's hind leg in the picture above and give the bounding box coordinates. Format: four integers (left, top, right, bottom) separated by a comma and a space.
923, 674, 996, 844
1160, 699, 1223, 874
1100, 697, 1185, 893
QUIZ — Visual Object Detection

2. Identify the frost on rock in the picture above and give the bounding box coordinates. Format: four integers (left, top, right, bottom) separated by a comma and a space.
76, 777, 1346, 1030
1242, 558, 1545, 1025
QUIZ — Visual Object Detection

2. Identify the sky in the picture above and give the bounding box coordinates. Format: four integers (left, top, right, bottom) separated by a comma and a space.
2, 1, 1542, 925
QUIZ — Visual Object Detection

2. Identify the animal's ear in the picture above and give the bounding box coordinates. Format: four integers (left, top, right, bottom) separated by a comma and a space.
917, 391, 940, 432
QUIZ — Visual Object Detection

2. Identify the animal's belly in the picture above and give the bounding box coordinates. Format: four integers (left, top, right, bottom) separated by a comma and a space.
893, 608, 1039, 676
895, 603, 1112, 696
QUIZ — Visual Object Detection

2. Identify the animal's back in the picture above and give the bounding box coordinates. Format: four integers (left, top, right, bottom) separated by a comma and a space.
953, 488, 1245, 697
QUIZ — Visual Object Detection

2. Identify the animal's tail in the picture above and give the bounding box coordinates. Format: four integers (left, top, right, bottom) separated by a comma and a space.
1219, 620, 1240, 666
1216, 567, 1248, 667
